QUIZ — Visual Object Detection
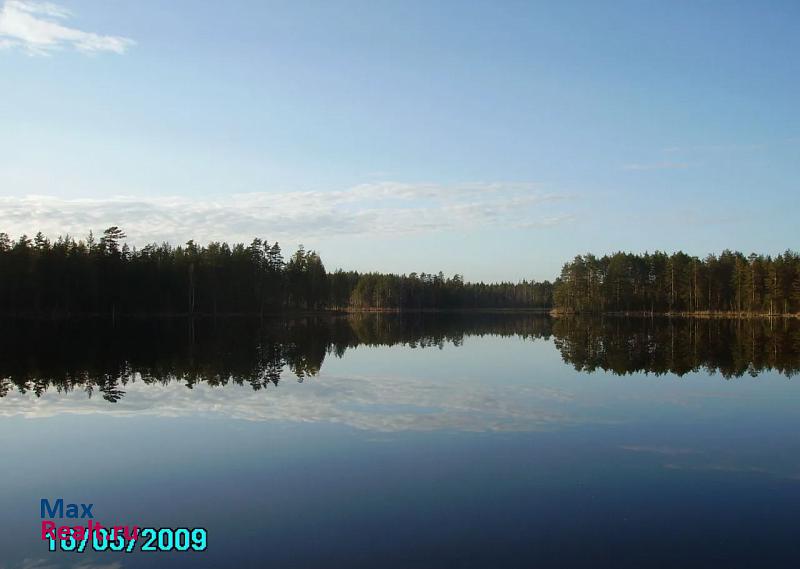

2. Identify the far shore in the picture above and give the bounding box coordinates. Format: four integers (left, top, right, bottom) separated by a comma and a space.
549, 309, 800, 319
1, 307, 799, 320
0, 307, 552, 320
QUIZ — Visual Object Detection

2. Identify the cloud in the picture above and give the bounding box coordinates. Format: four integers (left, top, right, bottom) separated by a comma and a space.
514, 214, 576, 229
620, 445, 699, 456
0, 368, 589, 433
663, 143, 765, 153
661, 461, 800, 481
0, 560, 123, 569
1, 560, 59, 569
0, 182, 574, 245
0, 0, 134, 55
71, 563, 122, 569
621, 443, 800, 481
622, 162, 689, 171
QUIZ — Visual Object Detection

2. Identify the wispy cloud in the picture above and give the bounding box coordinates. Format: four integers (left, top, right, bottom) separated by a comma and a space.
622, 162, 689, 171
0, 560, 58, 569
515, 214, 576, 229
663, 143, 765, 153
620, 445, 699, 456
0, 367, 588, 433
0, 559, 122, 569
0, 0, 134, 55
0, 182, 574, 245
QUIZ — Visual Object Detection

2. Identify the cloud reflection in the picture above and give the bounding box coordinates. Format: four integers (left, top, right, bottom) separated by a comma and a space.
0, 370, 584, 433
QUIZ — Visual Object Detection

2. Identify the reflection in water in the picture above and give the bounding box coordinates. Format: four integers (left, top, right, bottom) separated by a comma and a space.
3, 315, 800, 569
554, 316, 800, 378
0, 314, 799, 402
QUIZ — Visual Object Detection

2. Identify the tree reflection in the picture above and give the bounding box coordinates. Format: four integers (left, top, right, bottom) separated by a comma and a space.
0, 314, 798, 401
552, 316, 800, 378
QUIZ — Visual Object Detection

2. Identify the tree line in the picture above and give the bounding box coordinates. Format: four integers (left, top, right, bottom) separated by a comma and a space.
3, 229, 796, 316
553, 250, 800, 315
0, 228, 553, 316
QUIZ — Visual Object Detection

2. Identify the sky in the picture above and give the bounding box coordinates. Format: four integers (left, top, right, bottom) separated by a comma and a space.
0, 0, 798, 281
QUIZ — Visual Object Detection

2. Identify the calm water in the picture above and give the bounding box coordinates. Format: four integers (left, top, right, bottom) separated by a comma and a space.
1, 314, 800, 569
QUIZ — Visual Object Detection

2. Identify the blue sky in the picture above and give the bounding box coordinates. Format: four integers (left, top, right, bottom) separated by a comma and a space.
0, 0, 798, 281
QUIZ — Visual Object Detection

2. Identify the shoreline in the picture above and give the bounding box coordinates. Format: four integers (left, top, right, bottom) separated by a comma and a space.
549, 309, 800, 319
0, 307, 555, 320
1, 307, 798, 320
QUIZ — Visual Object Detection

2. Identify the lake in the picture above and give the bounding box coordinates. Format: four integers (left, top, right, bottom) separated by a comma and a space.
1, 314, 799, 568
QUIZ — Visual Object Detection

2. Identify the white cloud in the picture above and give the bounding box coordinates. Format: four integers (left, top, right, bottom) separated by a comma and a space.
0, 559, 122, 569
1, 560, 58, 569
663, 143, 765, 153
0, 0, 134, 55
0, 364, 587, 433
0, 182, 574, 246
622, 162, 689, 171
620, 445, 699, 456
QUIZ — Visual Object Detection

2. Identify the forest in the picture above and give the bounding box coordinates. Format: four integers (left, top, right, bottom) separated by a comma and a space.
0, 228, 552, 316
552, 250, 800, 315
1, 228, 797, 316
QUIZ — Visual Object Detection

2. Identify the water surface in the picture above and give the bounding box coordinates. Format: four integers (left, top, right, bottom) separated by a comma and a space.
1, 315, 799, 568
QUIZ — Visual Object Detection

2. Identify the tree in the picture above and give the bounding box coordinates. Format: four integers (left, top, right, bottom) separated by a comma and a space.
100, 226, 126, 255
552, 250, 800, 315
